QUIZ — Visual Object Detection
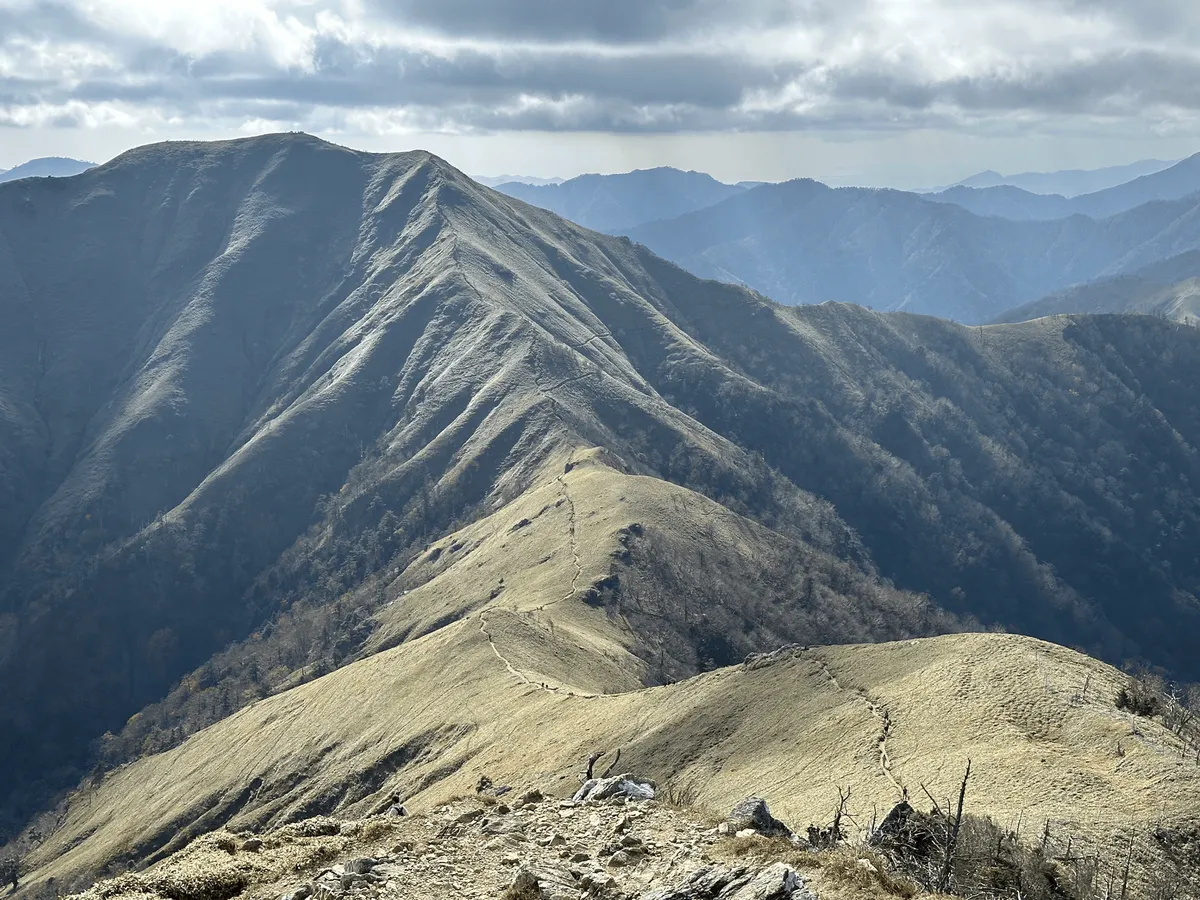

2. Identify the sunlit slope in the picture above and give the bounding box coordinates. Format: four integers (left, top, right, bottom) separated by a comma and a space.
26, 457, 1200, 895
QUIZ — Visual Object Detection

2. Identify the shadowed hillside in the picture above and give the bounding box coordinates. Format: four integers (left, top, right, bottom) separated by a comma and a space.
3, 135, 1200, 867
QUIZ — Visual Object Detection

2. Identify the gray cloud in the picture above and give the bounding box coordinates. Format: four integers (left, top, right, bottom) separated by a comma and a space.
1057, 0, 1200, 39
1, 0, 1199, 137
364, 0, 819, 43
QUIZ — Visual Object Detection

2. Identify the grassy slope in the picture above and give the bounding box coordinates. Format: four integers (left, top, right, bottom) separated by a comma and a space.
25, 454, 1200, 895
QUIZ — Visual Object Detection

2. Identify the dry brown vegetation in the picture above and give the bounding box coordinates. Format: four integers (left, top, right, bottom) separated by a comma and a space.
14, 458, 1200, 899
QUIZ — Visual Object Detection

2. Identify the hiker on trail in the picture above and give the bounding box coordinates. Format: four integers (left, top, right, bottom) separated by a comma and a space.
372, 792, 407, 817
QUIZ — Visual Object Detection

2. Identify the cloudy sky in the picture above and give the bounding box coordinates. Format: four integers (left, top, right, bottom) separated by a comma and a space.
3, 0, 1200, 185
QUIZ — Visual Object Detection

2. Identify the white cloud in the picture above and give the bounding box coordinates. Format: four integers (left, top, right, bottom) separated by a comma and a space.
2, 0, 1200, 179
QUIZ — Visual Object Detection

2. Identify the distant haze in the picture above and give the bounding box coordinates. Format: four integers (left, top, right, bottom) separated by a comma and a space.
936, 159, 1179, 197
472, 174, 565, 188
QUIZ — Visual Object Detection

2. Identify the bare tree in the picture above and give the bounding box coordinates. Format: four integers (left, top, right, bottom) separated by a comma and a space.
920, 760, 972, 894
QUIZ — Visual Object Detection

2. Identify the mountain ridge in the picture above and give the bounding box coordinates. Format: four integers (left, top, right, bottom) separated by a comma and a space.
626, 176, 1200, 321
995, 250, 1200, 324
493, 166, 748, 233
943, 158, 1177, 196
4, 135, 1200, 887
0, 157, 95, 183
931, 153, 1200, 222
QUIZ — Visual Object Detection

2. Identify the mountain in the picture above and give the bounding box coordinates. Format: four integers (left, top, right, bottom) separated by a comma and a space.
996, 250, 1200, 324
932, 153, 1200, 222
928, 184, 1077, 221
949, 158, 1177, 196
28, 631, 1200, 900
627, 177, 1200, 322
0, 157, 94, 183
493, 167, 748, 233
4, 135, 1200, 892
472, 174, 564, 187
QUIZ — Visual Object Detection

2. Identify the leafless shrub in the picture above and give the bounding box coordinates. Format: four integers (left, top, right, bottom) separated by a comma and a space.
662, 779, 700, 810
1116, 664, 1164, 717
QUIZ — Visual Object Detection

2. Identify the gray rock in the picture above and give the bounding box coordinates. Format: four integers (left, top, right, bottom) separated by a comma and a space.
573, 773, 657, 803
724, 864, 810, 900
607, 850, 633, 868
510, 865, 579, 900
727, 798, 791, 837
483, 818, 526, 837
641, 865, 747, 899
742, 646, 807, 671
640, 863, 811, 900
241, 838, 264, 852
343, 858, 378, 875
510, 868, 542, 895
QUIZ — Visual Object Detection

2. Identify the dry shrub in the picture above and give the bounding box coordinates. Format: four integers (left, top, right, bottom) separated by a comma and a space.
951, 815, 1062, 900
499, 884, 541, 900
273, 817, 342, 840
500, 871, 542, 900
819, 847, 918, 899
144, 869, 247, 900
716, 834, 814, 871
876, 809, 1071, 900
77, 866, 249, 900
86, 874, 154, 900
661, 780, 700, 810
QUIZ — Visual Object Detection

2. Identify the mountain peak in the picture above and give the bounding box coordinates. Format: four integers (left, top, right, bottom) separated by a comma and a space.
0, 155, 95, 183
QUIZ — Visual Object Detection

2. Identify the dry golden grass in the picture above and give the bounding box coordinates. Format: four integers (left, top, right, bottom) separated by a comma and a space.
21, 452, 1200, 900
714, 834, 814, 870
811, 848, 920, 900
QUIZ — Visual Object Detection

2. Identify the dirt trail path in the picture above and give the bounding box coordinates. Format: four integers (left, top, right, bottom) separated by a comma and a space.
815, 656, 905, 797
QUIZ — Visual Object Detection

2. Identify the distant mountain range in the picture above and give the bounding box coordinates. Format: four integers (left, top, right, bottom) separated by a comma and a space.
472, 174, 564, 187
493, 166, 749, 233
930, 153, 1200, 221
0, 156, 94, 183
996, 250, 1200, 325
936, 158, 1177, 196
477, 155, 1200, 324
625, 177, 1200, 323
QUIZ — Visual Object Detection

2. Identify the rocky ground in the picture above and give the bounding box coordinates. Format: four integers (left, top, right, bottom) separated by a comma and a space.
66, 780, 913, 900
